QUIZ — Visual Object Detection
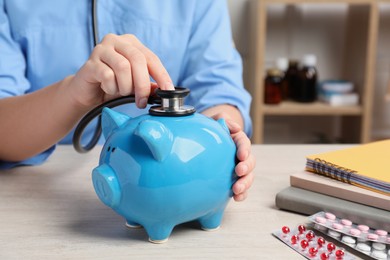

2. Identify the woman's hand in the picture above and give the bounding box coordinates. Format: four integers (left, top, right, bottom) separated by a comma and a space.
69, 34, 174, 109
204, 105, 255, 202
225, 119, 255, 201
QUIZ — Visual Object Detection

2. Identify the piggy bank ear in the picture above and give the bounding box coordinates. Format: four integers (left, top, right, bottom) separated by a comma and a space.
134, 120, 173, 162
101, 108, 131, 139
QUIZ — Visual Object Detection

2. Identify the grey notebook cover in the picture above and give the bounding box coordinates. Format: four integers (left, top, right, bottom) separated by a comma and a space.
275, 186, 390, 231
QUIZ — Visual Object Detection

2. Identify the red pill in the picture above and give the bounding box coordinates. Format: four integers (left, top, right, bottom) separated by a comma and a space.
321, 252, 330, 260
317, 237, 325, 247
306, 230, 315, 240
335, 249, 345, 258
309, 247, 318, 257
282, 226, 290, 234
327, 242, 336, 252
291, 235, 299, 244
300, 239, 309, 249
298, 225, 306, 234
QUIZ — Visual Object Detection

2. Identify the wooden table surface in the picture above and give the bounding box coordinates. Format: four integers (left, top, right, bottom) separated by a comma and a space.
0, 144, 351, 259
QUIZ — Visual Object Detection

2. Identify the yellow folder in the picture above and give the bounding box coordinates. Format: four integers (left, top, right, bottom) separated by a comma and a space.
305, 139, 390, 196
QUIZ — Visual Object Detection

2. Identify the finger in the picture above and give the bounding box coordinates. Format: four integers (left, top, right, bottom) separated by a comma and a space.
235, 153, 256, 177
233, 190, 248, 202
225, 119, 241, 134
233, 131, 251, 161
127, 47, 150, 108
210, 111, 232, 121
150, 82, 159, 93
97, 47, 133, 96
122, 34, 174, 90
209, 113, 241, 134
93, 61, 118, 96
233, 171, 254, 195
113, 40, 151, 108
149, 82, 160, 101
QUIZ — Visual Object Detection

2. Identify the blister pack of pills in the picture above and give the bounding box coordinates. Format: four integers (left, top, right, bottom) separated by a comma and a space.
273, 224, 355, 259
309, 211, 390, 259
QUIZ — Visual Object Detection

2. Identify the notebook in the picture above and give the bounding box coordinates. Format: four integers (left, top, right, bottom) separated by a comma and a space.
290, 171, 390, 211
305, 139, 390, 196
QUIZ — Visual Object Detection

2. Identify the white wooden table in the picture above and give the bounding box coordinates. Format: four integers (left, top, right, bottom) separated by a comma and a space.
0, 144, 350, 259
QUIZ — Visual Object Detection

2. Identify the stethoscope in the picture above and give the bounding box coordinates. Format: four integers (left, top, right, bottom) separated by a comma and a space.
72, 0, 195, 153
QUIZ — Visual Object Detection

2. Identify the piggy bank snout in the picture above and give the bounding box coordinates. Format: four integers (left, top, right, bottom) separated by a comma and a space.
92, 164, 121, 208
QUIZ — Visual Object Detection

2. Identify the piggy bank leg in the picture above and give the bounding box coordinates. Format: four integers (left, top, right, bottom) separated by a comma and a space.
125, 220, 142, 229
144, 223, 175, 244
198, 208, 225, 231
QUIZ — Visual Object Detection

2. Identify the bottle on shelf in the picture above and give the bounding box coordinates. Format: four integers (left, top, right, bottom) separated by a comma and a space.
276, 57, 289, 100
285, 59, 299, 100
293, 54, 318, 103
264, 68, 283, 105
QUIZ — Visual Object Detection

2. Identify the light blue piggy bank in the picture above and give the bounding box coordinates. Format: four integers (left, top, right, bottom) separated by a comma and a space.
92, 107, 237, 243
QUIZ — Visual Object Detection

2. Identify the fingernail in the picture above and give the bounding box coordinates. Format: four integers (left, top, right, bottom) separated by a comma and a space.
164, 82, 175, 90
138, 97, 148, 108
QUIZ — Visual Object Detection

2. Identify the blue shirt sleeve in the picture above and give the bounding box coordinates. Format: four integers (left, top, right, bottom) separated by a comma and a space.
0, 0, 30, 98
0, 1, 55, 169
180, 0, 252, 137
0, 146, 55, 170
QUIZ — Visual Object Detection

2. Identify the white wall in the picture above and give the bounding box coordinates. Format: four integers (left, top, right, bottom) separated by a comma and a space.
227, 0, 390, 143
227, 0, 251, 57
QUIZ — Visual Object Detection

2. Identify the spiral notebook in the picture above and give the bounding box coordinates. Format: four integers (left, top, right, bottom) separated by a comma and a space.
305, 139, 390, 196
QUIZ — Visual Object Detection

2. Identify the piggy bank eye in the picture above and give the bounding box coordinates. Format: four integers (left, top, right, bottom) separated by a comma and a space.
106, 146, 116, 153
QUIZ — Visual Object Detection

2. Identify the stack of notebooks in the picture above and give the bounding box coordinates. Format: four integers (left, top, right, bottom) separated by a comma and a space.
275, 139, 390, 230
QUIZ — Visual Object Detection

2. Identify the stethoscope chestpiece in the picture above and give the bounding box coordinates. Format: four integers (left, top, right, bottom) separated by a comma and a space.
149, 87, 196, 116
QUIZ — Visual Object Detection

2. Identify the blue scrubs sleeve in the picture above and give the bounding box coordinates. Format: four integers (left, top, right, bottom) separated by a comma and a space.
0, 0, 30, 97
0, 147, 55, 170
0, 1, 55, 169
180, 0, 252, 136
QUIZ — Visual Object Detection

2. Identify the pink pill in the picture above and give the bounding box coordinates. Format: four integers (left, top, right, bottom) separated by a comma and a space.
341, 219, 352, 226
325, 212, 336, 220
332, 223, 343, 230
349, 228, 361, 236
315, 216, 327, 224
367, 233, 378, 240
357, 225, 369, 232
375, 230, 388, 236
